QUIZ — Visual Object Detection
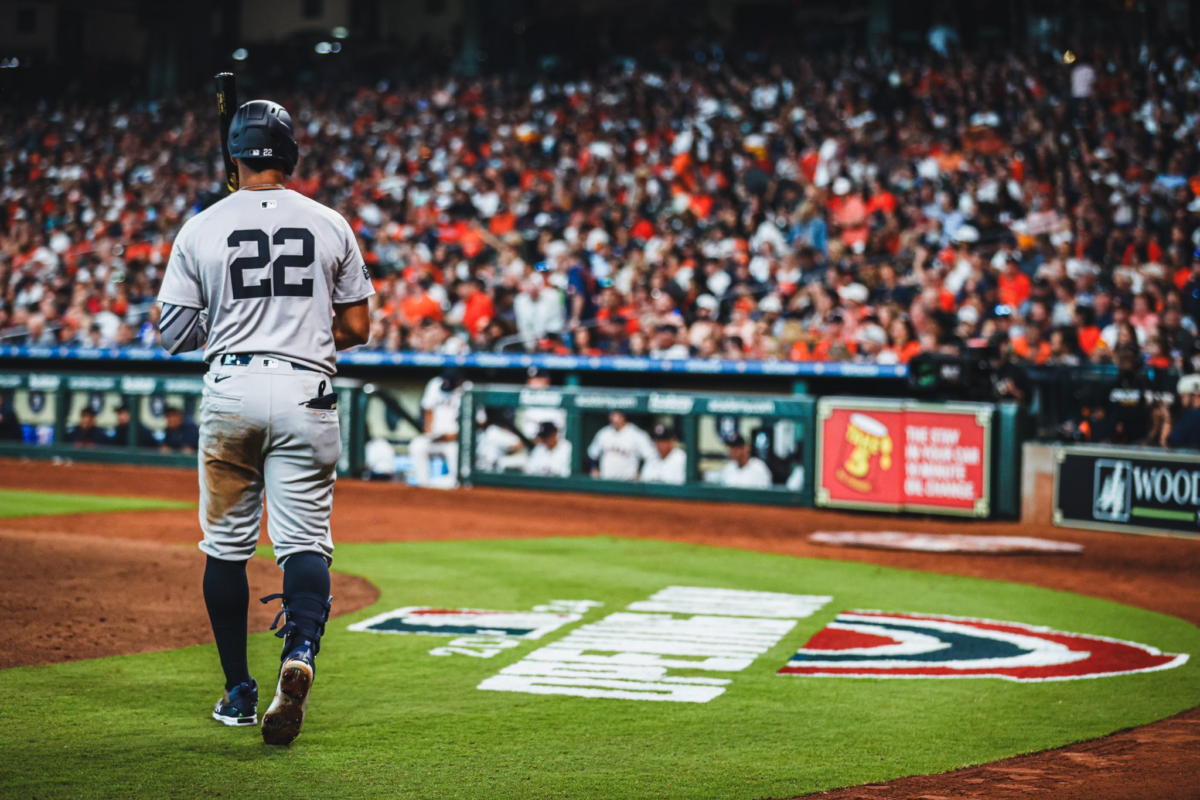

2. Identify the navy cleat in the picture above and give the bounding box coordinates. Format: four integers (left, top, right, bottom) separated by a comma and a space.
261, 640, 316, 746
212, 679, 258, 727
258, 591, 331, 746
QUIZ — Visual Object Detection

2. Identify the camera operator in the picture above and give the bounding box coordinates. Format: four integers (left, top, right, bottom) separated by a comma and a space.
1089, 344, 1150, 445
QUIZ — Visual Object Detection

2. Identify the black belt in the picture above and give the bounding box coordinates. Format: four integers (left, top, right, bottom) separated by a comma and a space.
220, 353, 315, 371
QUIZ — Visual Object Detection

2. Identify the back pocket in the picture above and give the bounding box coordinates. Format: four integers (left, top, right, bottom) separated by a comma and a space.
202, 391, 242, 414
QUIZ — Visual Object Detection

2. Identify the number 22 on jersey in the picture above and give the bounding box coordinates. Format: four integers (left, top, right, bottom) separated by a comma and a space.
227, 228, 314, 299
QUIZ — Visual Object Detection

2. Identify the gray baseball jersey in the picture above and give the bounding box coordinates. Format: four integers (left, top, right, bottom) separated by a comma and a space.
158, 188, 374, 375
157, 187, 373, 564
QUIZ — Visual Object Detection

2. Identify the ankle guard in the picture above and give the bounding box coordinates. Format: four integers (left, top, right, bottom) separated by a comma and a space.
260, 592, 333, 660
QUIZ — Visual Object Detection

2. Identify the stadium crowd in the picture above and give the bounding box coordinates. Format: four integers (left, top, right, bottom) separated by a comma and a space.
5, 41, 1200, 385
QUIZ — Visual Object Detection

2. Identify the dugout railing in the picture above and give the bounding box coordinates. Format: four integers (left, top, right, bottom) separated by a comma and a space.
0, 372, 366, 476
458, 384, 1025, 518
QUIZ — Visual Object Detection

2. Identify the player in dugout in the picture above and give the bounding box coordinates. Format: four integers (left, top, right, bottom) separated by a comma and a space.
641, 423, 687, 485
524, 421, 572, 477
587, 410, 655, 481
719, 433, 773, 489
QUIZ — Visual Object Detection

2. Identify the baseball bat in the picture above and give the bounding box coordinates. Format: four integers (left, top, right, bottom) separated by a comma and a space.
214, 72, 239, 194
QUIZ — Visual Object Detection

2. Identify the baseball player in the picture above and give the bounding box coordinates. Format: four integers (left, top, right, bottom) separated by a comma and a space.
156, 99, 373, 746
519, 367, 567, 439
640, 423, 687, 484
475, 408, 524, 472
718, 433, 773, 489
586, 410, 655, 481
408, 369, 463, 487
524, 421, 572, 477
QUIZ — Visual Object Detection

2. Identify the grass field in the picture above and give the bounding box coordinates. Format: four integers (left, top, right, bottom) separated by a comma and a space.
1, 536, 1197, 798
0, 488, 193, 518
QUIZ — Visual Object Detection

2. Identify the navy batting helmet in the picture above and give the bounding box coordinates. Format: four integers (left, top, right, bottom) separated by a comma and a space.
227, 100, 299, 175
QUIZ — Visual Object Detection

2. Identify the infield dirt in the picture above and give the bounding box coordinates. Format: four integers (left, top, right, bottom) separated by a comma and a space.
1, 457, 1197, 799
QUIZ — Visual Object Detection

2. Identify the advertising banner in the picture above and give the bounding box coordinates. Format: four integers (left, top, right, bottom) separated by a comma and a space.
816, 399, 992, 517
1054, 446, 1200, 536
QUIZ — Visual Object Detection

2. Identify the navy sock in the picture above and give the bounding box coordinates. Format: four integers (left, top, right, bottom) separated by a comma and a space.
203, 556, 251, 692
282, 552, 331, 645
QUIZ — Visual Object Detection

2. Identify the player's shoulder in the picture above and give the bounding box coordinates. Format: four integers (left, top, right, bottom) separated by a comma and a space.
284, 191, 353, 229
174, 194, 237, 242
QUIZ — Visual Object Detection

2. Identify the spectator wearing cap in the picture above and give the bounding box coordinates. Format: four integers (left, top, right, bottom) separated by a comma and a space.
1159, 375, 1200, 449
688, 295, 722, 352
854, 323, 888, 362
525, 421, 572, 478
718, 433, 773, 490
830, 179, 868, 253
641, 424, 687, 485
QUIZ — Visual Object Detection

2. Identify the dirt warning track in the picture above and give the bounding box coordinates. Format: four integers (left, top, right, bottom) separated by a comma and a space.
1, 457, 1197, 799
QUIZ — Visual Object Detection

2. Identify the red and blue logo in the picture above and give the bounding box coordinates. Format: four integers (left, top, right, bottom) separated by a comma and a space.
779, 611, 1188, 682
348, 607, 580, 639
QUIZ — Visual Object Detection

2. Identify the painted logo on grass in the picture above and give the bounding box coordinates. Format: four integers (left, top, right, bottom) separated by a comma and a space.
778, 611, 1188, 682
479, 587, 832, 703
349, 607, 580, 640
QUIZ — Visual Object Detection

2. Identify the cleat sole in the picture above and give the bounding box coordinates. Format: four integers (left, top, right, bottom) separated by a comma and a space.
261, 660, 313, 746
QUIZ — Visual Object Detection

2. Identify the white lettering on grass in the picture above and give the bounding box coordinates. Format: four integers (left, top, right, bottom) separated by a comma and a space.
478, 587, 829, 703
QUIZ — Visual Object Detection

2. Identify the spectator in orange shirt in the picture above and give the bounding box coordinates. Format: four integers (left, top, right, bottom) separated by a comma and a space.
1074, 305, 1101, 355
1121, 226, 1162, 266
458, 279, 495, 337
998, 257, 1032, 309
883, 317, 922, 364
400, 277, 444, 326
1011, 324, 1051, 364
830, 178, 868, 251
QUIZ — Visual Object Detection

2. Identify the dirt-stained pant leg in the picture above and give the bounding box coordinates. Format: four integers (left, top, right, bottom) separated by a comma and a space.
198, 370, 267, 561
263, 371, 339, 565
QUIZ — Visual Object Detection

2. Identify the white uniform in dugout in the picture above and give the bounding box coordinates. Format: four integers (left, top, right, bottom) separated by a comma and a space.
408, 377, 462, 487
525, 438, 573, 477
642, 447, 687, 484
587, 422, 655, 481
157, 188, 374, 563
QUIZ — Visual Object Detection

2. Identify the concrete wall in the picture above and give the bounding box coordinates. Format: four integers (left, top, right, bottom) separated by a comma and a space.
1021, 442, 1058, 525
